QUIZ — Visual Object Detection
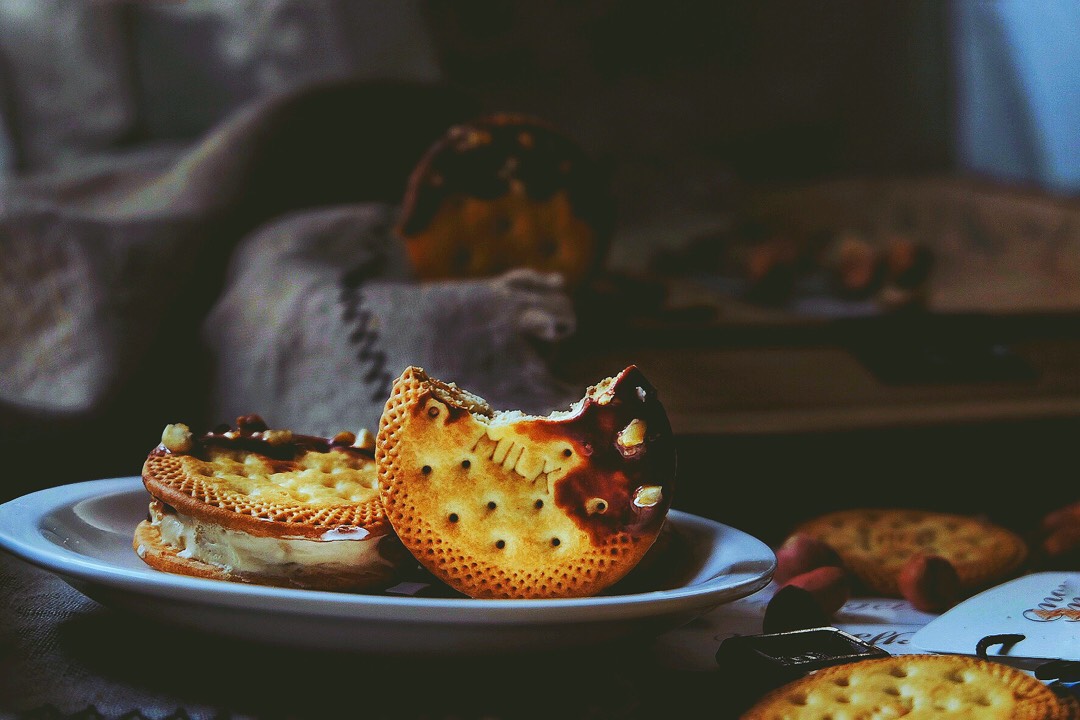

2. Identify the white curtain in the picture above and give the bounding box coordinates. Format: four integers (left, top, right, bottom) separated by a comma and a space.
953, 0, 1080, 194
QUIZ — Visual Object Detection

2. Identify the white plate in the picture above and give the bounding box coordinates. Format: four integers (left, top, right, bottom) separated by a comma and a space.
911, 572, 1080, 662
0, 477, 775, 656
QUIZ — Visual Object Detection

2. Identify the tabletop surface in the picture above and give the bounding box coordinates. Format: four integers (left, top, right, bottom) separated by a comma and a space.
0, 548, 755, 720
4, 310, 1078, 719
1, 544, 955, 720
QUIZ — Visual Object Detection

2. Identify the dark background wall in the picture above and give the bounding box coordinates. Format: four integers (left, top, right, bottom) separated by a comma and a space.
423, 1, 955, 225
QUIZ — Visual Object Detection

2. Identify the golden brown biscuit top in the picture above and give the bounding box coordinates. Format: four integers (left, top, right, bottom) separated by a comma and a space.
142, 415, 387, 539
741, 654, 1073, 720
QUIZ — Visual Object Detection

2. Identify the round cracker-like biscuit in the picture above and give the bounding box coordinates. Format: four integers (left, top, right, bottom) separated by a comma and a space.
741, 654, 1073, 720
792, 508, 1028, 598
142, 435, 388, 540
375, 365, 677, 599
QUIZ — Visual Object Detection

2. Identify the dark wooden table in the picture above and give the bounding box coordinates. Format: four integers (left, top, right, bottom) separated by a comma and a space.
0, 549, 753, 720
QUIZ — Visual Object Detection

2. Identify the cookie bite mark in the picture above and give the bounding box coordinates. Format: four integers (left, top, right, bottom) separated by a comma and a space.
519, 367, 675, 545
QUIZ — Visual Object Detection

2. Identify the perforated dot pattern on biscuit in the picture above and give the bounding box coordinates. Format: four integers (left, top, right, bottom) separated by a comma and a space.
741, 655, 1071, 720
375, 366, 662, 599
142, 446, 385, 538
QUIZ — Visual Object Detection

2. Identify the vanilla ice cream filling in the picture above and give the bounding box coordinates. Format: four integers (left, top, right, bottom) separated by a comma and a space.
148, 502, 388, 577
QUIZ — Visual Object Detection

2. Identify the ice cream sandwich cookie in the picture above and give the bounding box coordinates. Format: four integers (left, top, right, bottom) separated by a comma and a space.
134, 415, 403, 592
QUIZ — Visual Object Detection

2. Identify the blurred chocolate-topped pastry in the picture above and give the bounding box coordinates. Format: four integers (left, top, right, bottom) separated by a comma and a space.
134, 414, 405, 592
375, 365, 676, 599
396, 112, 613, 288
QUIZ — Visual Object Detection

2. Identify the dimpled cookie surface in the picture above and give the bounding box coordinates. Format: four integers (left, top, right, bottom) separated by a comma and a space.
740, 655, 1074, 720
376, 365, 676, 599
142, 420, 387, 538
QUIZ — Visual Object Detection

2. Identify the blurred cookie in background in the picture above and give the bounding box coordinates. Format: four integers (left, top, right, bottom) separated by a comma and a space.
396, 112, 614, 290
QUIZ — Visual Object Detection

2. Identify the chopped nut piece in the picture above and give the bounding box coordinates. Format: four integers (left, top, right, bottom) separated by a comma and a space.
262, 429, 294, 446
161, 423, 193, 453
353, 428, 376, 451
617, 419, 646, 448
616, 418, 647, 459
332, 431, 356, 446
633, 485, 663, 508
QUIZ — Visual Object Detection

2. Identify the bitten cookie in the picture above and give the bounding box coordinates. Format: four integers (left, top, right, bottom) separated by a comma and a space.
375, 365, 676, 599
134, 415, 405, 592
791, 508, 1028, 599
741, 654, 1077, 720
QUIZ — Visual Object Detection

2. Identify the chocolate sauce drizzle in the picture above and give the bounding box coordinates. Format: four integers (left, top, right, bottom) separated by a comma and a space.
154, 414, 373, 465
412, 365, 676, 544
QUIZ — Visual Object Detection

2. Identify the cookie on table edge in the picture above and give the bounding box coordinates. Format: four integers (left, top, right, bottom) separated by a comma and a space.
740, 654, 1077, 720
790, 508, 1028, 598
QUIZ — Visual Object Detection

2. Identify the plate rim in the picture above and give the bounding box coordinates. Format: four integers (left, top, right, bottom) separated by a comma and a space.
0, 476, 775, 626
